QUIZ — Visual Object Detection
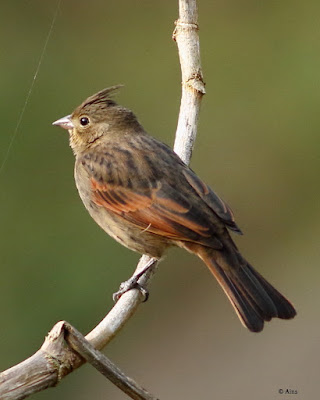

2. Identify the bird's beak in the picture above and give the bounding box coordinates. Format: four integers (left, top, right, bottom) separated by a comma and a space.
52, 115, 74, 130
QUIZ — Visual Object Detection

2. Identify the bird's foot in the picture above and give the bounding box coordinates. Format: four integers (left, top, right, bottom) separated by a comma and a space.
113, 256, 158, 302
113, 275, 149, 302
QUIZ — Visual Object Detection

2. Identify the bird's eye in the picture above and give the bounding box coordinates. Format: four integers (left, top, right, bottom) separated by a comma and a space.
80, 116, 90, 126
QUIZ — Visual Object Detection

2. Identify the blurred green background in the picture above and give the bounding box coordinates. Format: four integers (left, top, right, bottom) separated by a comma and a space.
0, 0, 319, 399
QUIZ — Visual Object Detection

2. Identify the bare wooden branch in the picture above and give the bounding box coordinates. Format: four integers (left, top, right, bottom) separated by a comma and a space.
173, 0, 205, 164
0, 320, 158, 400
0, 0, 205, 398
0, 259, 158, 400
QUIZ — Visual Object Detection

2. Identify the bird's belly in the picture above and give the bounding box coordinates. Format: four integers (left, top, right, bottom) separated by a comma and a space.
87, 201, 169, 258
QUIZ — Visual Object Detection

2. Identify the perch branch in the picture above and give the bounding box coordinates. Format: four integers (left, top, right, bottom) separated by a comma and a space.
0, 0, 205, 398
173, 0, 205, 163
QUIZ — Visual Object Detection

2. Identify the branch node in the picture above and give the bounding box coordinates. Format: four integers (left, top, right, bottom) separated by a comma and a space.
173, 20, 199, 41
41, 321, 80, 382
185, 73, 206, 94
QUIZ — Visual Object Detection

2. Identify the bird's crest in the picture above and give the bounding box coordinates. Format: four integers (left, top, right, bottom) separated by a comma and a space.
80, 85, 124, 109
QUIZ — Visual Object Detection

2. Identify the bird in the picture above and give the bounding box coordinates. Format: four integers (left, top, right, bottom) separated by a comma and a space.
52, 86, 296, 332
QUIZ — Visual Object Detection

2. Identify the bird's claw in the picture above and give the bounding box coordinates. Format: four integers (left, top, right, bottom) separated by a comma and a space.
113, 277, 149, 303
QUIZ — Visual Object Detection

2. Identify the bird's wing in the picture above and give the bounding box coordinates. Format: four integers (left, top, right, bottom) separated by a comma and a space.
91, 178, 225, 248
81, 152, 223, 249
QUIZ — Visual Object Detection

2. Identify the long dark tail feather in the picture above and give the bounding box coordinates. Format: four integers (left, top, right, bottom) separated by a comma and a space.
190, 244, 296, 332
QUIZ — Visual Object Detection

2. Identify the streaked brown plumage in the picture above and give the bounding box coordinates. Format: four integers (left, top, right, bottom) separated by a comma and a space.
53, 86, 296, 332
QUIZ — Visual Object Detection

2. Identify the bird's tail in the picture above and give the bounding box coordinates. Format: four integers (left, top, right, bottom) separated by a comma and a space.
185, 243, 296, 332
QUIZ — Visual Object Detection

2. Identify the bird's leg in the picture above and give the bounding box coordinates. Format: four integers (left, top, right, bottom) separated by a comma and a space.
112, 257, 158, 302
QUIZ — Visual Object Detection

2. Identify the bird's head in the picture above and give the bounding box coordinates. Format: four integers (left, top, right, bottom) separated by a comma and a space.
53, 86, 142, 154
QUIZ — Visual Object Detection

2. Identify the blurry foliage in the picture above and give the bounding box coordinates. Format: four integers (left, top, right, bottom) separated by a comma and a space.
0, 1, 319, 399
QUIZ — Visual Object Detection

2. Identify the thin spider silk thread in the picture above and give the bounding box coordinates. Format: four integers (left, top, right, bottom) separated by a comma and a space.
0, 0, 62, 176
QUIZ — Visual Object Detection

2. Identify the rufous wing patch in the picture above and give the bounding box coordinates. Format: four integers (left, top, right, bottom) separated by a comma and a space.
91, 176, 212, 241
91, 178, 155, 213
